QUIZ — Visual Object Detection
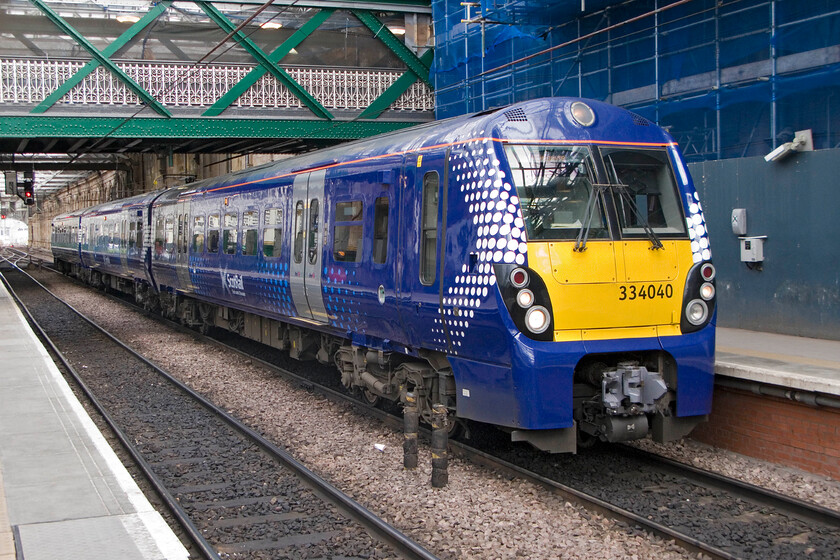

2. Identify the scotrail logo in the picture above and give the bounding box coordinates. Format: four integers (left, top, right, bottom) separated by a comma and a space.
224, 272, 245, 297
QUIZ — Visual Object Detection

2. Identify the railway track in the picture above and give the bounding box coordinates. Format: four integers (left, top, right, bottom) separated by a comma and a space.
6, 254, 840, 560
208, 334, 840, 560
0, 262, 438, 560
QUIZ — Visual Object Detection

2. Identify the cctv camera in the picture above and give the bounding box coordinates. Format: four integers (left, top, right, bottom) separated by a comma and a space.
765, 129, 814, 162
764, 143, 793, 162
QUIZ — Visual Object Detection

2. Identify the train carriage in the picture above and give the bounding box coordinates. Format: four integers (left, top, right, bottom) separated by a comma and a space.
55, 190, 164, 295
53, 98, 716, 453
50, 209, 84, 270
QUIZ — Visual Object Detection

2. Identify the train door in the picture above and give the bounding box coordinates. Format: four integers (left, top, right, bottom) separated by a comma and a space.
289, 169, 329, 322
396, 151, 449, 351
174, 198, 193, 292
142, 204, 156, 289
116, 215, 127, 275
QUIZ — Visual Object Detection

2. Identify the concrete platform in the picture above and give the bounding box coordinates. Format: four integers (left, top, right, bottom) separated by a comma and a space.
699, 327, 840, 480
716, 327, 840, 397
0, 277, 189, 560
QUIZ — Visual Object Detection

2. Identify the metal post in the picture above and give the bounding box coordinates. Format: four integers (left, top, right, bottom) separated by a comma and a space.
403, 392, 419, 469
430, 404, 448, 487
770, 0, 778, 146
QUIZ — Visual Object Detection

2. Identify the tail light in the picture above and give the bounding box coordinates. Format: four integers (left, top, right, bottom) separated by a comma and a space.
494, 264, 554, 341
510, 268, 529, 288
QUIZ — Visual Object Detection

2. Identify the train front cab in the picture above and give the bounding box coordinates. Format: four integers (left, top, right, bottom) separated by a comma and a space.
496, 139, 716, 453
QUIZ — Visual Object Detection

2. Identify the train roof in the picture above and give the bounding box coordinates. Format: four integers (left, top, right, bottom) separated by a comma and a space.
172, 97, 676, 200
55, 97, 679, 217
53, 209, 86, 221
77, 188, 168, 218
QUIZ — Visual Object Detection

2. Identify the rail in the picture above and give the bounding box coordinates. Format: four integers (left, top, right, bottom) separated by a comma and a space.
3, 263, 440, 560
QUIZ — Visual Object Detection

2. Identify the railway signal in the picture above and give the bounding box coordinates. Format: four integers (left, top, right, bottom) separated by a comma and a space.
22, 172, 34, 206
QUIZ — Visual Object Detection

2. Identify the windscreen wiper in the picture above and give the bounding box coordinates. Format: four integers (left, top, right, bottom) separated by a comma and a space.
614, 185, 664, 250
604, 157, 664, 250
574, 183, 608, 252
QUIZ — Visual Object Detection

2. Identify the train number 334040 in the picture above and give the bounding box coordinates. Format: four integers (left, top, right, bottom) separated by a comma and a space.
619, 284, 674, 301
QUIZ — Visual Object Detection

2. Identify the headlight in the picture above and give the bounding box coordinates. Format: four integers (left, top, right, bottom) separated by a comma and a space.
570, 101, 596, 127
516, 289, 535, 308
525, 306, 550, 334
699, 282, 715, 301
686, 299, 709, 326
700, 263, 716, 281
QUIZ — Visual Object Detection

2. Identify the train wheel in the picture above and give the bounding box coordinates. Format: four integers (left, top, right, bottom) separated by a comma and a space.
577, 430, 600, 449
446, 417, 465, 439
360, 388, 381, 406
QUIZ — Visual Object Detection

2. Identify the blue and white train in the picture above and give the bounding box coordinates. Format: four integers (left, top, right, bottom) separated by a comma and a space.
52, 98, 716, 452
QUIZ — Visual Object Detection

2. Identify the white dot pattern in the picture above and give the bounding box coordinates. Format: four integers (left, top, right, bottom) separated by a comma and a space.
687, 191, 712, 263
434, 138, 527, 355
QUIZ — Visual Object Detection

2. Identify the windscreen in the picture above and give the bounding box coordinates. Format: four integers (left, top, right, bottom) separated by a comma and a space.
602, 148, 687, 238
504, 145, 608, 241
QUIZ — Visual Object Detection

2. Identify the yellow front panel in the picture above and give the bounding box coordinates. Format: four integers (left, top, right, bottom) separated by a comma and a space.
529, 240, 696, 336
548, 241, 617, 284
621, 241, 679, 282
549, 282, 680, 329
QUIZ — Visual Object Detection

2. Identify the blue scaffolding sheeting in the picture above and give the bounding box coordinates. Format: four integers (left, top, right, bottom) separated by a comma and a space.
432, 0, 840, 161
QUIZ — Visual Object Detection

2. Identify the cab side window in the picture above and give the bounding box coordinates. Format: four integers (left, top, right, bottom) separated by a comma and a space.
373, 197, 389, 264
420, 172, 439, 285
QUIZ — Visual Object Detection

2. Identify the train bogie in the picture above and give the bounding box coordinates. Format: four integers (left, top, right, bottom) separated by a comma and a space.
52, 97, 716, 453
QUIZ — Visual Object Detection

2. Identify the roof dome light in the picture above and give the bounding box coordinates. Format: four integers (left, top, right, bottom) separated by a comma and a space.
570, 101, 596, 127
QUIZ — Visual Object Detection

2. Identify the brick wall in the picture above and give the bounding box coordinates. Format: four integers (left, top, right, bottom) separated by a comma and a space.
691, 386, 840, 480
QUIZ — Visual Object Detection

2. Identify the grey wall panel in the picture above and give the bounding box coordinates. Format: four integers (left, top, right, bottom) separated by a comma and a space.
688, 149, 840, 340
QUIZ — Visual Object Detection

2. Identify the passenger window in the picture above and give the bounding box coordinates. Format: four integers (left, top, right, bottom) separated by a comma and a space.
373, 197, 389, 264
263, 208, 282, 258
420, 172, 439, 285
192, 215, 205, 253
164, 216, 175, 254
308, 198, 320, 265
129, 222, 136, 250
207, 213, 220, 253
333, 200, 363, 263
242, 211, 259, 256
154, 217, 164, 257
223, 212, 238, 255
181, 214, 189, 253
293, 201, 305, 264
177, 215, 184, 253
